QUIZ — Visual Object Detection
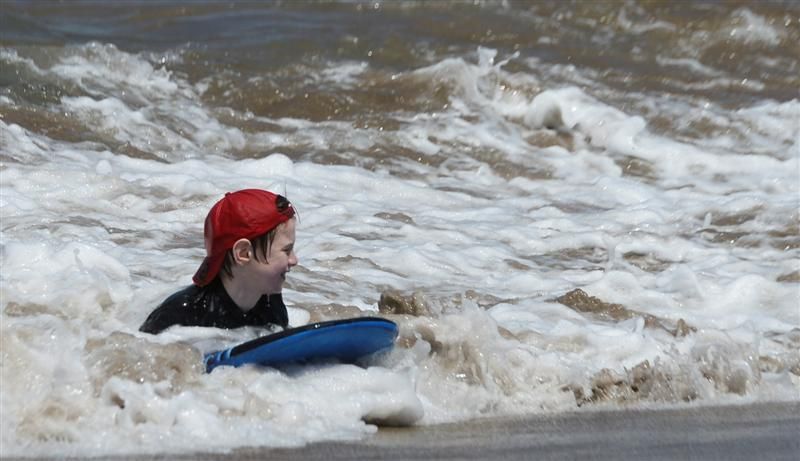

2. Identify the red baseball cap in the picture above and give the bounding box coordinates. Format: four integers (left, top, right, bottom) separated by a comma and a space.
192, 189, 295, 286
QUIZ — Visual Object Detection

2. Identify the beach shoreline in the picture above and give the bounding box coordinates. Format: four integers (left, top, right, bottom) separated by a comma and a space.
249, 400, 800, 461
7, 400, 798, 461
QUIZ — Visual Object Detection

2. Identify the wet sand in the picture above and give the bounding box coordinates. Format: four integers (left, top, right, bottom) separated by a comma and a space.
245, 401, 800, 461
13, 400, 797, 461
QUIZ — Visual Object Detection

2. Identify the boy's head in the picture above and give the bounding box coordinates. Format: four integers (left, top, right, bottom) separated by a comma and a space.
193, 189, 295, 286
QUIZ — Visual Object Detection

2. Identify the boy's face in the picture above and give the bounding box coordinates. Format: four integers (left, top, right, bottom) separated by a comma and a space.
251, 218, 298, 294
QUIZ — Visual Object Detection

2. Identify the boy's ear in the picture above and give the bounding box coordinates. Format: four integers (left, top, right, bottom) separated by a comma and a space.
231, 239, 253, 264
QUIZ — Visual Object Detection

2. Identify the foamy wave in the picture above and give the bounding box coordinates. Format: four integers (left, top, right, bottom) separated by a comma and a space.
727, 8, 786, 46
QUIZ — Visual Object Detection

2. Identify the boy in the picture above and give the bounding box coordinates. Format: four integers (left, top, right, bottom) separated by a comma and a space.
140, 189, 298, 334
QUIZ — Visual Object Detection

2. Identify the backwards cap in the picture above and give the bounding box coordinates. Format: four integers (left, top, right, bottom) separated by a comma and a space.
192, 189, 295, 286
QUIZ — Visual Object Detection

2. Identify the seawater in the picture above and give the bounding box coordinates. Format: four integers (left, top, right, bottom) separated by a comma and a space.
1, 1, 798, 457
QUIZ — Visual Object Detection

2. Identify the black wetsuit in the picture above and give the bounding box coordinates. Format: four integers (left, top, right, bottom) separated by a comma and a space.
139, 278, 288, 334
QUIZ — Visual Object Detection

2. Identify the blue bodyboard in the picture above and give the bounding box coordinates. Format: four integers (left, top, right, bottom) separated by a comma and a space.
204, 317, 398, 373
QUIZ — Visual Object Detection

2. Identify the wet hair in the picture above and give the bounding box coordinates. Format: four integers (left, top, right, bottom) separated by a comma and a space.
220, 225, 280, 280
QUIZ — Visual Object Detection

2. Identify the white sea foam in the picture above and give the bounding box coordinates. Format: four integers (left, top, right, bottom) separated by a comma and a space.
727, 8, 785, 46
1, 40, 798, 457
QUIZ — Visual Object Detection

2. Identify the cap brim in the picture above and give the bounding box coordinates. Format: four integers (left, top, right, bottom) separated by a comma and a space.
192, 253, 225, 286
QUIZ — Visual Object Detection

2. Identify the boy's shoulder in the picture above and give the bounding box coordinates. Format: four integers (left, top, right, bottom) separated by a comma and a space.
139, 284, 205, 334
160, 284, 203, 308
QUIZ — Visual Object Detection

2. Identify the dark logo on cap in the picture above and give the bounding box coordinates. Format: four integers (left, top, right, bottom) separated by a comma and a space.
276, 195, 295, 218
